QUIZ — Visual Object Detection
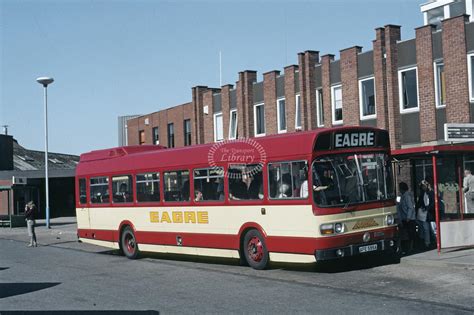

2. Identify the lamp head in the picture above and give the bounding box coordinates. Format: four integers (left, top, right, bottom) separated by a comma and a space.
36, 77, 54, 87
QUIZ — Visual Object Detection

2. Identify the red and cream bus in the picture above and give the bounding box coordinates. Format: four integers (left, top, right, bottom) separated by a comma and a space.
76, 126, 398, 269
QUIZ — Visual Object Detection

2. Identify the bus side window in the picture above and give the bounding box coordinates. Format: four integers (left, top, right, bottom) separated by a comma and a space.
112, 175, 133, 203
228, 164, 263, 200
90, 176, 109, 204
136, 173, 160, 202
194, 167, 224, 202
164, 170, 190, 202
269, 161, 308, 199
79, 178, 87, 204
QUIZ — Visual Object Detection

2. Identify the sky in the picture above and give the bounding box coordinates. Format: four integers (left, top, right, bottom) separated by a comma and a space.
0, 0, 422, 156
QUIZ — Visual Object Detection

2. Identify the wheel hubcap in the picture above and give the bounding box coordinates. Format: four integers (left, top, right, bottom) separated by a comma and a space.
247, 236, 263, 262
125, 233, 135, 254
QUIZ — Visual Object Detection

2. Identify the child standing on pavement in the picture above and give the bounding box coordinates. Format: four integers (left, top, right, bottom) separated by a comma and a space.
25, 201, 37, 247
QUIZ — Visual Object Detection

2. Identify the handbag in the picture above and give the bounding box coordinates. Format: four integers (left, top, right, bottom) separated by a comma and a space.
417, 207, 427, 222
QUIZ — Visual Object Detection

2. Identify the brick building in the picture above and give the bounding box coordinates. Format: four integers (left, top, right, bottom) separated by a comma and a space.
126, 2, 474, 248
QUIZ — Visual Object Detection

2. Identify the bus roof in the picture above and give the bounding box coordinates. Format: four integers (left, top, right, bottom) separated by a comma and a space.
77, 126, 385, 177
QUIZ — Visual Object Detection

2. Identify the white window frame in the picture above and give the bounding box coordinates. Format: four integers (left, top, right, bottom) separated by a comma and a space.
331, 84, 343, 125
316, 88, 324, 127
295, 94, 302, 130
276, 97, 287, 133
434, 61, 446, 108
358, 77, 377, 120
468, 53, 474, 102
398, 66, 420, 114
228, 109, 238, 140
213, 112, 224, 142
253, 103, 266, 137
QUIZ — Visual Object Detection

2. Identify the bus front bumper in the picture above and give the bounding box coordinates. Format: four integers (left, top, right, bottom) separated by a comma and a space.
314, 239, 398, 261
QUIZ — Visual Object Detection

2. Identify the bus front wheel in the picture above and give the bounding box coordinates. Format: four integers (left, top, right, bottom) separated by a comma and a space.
121, 226, 139, 259
243, 229, 269, 270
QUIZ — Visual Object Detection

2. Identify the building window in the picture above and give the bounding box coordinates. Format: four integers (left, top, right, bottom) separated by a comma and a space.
139, 130, 145, 145
359, 77, 376, 119
277, 98, 286, 133
152, 127, 159, 145
449, 0, 466, 17
469, 53, 474, 102
426, 6, 444, 30
229, 109, 238, 140
167, 123, 174, 148
254, 103, 265, 136
136, 173, 160, 202
184, 119, 191, 146
316, 88, 324, 127
214, 113, 224, 142
398, 67, 419, 113
331, 85, 343, 124
295, 94, 302, 129
434, 61, 446, 107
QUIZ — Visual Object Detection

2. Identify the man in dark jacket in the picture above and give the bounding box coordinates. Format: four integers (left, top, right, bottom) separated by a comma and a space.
25, 201, 37, 247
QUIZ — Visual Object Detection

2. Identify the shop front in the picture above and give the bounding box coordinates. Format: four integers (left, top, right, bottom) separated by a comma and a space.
393, 145, 474, 251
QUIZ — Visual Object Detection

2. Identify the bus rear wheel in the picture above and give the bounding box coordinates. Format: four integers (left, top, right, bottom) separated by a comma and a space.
243, 229, 269, 270
121, 226, 139, 259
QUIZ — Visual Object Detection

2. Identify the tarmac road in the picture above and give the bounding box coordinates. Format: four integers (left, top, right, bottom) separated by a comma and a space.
0, 232, 473, 314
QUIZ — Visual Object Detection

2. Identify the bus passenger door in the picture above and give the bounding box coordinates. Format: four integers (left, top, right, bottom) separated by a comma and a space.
76, 178, 90, 230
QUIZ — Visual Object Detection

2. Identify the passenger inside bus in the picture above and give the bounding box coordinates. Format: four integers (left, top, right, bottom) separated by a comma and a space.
193, 167, 224, 201
194, 190, 203, 202
312, 167, 338, 205
113, 183, 131, 203
229, 165, 263, 200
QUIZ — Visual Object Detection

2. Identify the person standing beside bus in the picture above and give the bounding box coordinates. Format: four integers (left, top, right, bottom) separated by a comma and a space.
416, 180, 435, 249
397, 182, 415, 254
24, 201, 38, 247
463, 169, 474, 213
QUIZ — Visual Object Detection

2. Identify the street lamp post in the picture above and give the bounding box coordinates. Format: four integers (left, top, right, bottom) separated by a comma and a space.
36, 77, 54, 229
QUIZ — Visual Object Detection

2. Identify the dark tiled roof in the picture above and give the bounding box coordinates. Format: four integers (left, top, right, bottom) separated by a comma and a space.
13, 141, 79, 171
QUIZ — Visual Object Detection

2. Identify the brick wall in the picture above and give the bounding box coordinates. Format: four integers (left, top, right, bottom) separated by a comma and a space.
385, 25, 402, 150
236, 71, 257, 138
203, 89, 216, 144
416, 24, 437, 143
0, 180, 12, 216
373, 28, 389, 130
340, 46, 362, 126
125, 19, 472, 153
298, 50, 319, 130
192, 86, 210, 145
284, 65, 298, 133
126, 117, 139, 145
442, 15, 470, 123
263, 70, 279, 135
321, 54, 334, 128
221, 84, 233, 139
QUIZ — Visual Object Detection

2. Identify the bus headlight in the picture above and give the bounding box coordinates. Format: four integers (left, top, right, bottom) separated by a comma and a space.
320, 224, 334, 235
386, 214, 394, 226
334, 222, 344, 234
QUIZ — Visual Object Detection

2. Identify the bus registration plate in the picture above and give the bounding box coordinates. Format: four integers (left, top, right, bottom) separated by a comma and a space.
358, 244, 378, 253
